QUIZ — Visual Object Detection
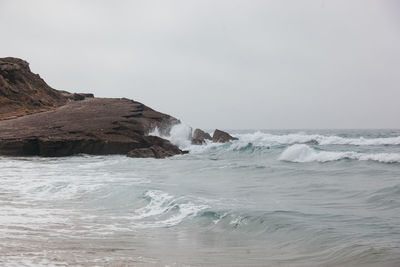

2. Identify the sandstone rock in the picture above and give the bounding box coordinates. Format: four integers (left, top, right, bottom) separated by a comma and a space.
80, 93, 94, 98
62, 92, 95, 101
0, 57, 185, 158
0, 57, 67, 120
212, 129, 238, 143
71, 93, 85, 101
0, 98, 183, 157
127, 147, 159, 158
191, 138, 205, 145
193, 128, 212, 140
191, 128, 212, 145
127, 143, 187, 158
0, 57, 186, 158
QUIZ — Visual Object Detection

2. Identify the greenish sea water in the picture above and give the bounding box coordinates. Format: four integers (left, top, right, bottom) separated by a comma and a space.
1, 129, 400, 266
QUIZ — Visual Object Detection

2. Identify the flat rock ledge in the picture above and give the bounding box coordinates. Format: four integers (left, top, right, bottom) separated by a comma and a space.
0, 98, 186, 158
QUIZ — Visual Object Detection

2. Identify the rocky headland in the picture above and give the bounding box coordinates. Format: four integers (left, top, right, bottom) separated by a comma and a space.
0, 57, 237, 158
0, 57, 67, 120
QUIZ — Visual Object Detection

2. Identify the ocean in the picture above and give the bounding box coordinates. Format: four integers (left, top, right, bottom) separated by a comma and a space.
1, 128, 400, 266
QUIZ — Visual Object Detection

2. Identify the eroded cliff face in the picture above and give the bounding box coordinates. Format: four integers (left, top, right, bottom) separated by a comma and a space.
0, 58, 184, 158
0, 57, 67, 120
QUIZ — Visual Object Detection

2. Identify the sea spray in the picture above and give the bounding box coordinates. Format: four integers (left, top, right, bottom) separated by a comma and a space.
150, 127, 400, 163
149, 123, 193, 149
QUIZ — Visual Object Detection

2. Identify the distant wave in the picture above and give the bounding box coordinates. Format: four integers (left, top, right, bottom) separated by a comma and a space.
239, 131, 400, 146
279, 144, 400, 163
150, 125, 400, 153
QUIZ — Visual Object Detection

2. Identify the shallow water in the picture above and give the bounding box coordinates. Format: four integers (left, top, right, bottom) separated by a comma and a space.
1, 129, 400, 266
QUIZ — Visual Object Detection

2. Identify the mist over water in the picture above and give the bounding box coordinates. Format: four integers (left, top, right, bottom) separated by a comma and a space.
1, 128, 400, 266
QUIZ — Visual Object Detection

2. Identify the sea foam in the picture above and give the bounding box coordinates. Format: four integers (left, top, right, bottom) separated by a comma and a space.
239, 132, 400, 146
131, 190, 209, 227
279, 144, 400, 163
149, 123, 193, 149
150, 125, 400, 156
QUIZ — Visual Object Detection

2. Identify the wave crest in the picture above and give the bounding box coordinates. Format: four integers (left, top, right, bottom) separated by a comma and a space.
279, 144, 400, 163
131, 190, 209, 227
239, 132, 400, 146
149, 123, 195, 149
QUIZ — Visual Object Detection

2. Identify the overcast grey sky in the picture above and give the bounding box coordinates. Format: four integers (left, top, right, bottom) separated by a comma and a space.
1, 0, 399, 129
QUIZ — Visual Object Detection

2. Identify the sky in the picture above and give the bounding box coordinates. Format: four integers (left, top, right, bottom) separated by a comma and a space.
1, 0, 399, 129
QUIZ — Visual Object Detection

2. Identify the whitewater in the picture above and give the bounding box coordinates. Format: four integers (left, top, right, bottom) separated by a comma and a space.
1, 128, 400, 266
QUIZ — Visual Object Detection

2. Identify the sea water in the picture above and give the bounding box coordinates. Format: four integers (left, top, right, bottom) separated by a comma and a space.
0, 128, 400, 266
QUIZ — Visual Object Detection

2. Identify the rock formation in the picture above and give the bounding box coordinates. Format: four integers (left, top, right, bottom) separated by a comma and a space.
212, 129, 238, 143
0, 57, 241, 157
0, 57, 186, 158
127, 137, 188, 158
191, 128, 212, 145
0, 97, 186, 157
0, 57, 67, 120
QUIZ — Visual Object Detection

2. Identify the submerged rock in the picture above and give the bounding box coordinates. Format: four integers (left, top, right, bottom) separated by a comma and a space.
127, 143, 188, 159
306, 139, 319, 145
191, 138, 205, 145
212, 129, 238, 143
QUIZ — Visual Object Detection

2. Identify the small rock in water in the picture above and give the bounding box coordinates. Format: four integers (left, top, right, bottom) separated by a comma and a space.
306, 139, 319, 145
191, 128, 212, 145
212, 129, 238, 143
127, 145, 188, 158
127, 146, 171, 158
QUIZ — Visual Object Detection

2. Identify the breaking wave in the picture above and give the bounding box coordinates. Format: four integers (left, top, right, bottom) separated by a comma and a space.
279, 144, 400, 163
150, 125, 400, 154
131, 191, 318, 233
239, 131, 400, 146
149, 123, 194, 149
131, 190, 209, 227
2, 129, 400, 266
